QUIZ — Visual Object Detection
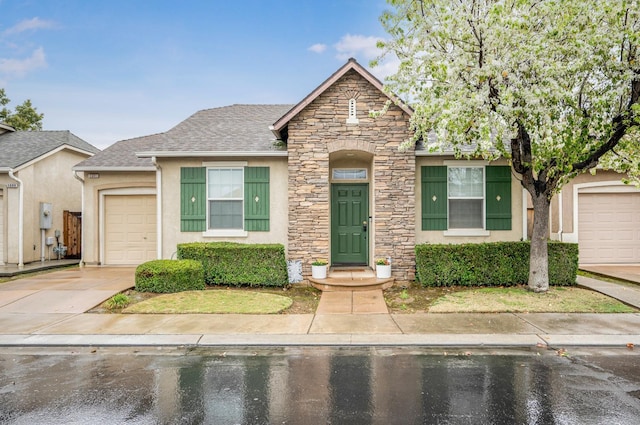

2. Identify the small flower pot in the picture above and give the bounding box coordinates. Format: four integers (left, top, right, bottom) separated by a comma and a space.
311, 265, 327, 279
376, 264, 391, 279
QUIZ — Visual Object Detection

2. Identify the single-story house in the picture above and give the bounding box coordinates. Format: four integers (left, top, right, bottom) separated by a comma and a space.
74, 59, 526, 280
74, 59, 637, 280
0, 126, 100, 267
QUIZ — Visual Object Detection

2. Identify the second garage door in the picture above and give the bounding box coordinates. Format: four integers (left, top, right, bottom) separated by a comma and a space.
578, 192, 640, 264
104, 195, 157, 265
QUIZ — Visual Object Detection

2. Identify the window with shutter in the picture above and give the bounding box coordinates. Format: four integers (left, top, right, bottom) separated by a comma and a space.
180, 166, 270, 233
421, 165, 512, 232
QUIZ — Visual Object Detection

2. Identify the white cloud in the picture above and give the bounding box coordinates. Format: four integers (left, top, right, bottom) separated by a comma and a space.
334, 34, 382, 61
370, 55, 401, 79
0, 47, 47, 78
308, 43, 327, 54
332, 33, 399, 79
2, 17, 57, 36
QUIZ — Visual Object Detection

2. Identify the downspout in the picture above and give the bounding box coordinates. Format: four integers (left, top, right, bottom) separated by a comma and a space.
8, 169, 24, 269
522, 188, 528, 241
73, 170, 85, 267
557, 190, 563, 241
151, 156, 162, 259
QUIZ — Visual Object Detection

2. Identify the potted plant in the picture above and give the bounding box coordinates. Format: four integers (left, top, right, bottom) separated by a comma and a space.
376, 258, 391, 279
311, 259, 328, 279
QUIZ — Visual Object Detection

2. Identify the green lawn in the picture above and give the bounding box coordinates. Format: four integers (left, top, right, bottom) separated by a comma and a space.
124, 290, 293, 314
427, 286, 636, 313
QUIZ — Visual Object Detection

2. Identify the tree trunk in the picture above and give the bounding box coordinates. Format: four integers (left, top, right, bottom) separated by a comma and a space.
529, 193, 551, 292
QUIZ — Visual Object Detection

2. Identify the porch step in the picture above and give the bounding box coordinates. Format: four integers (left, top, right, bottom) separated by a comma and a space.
309, 276, 395, 292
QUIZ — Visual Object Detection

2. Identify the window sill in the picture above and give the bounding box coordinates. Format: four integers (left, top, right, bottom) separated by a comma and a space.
444, 229, 490, 237
202, 230, 248, 238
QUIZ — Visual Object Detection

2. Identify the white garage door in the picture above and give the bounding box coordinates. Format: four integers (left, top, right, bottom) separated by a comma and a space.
104, 195, 157, 265
578, 192, 640, 264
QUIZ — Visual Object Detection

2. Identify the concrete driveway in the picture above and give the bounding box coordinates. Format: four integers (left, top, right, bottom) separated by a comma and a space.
580, 264, 640, 285
0, 267, 135, 314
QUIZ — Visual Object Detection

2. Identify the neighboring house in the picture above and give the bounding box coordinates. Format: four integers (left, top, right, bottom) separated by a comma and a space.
73, 59, 526, 280
0, 127, 100, 267
549, 169, 640, 264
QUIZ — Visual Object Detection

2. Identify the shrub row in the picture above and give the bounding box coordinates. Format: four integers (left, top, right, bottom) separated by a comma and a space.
177, 242, 288, 287
135, 259, 205, 293
415, 241, 578, 287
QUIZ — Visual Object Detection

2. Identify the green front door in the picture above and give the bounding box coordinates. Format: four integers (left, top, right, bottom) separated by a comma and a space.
331, 184, 369, 265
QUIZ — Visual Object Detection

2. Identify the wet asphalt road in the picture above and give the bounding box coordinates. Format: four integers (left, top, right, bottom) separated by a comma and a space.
0, 346, 639, 424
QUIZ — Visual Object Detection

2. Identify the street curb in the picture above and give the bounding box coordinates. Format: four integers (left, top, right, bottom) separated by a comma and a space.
0, 333, 638, 348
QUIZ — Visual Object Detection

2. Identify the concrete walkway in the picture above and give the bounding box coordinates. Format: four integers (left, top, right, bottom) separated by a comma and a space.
0, 266, 639, 348
0, 259, 80, 277
316, 291, 388, 314
578, 275, 640, 308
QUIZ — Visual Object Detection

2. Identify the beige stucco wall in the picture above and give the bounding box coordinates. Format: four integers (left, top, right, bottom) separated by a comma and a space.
80, 157, 288, 265
0, 149, 90, 265
81, 170, 156, 265
415, 156, 525, 244
158, 157, 289, 259
553, 169, 638, 242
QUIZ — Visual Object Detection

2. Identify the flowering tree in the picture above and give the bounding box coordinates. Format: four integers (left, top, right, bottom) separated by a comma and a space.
376, 0, 640, 292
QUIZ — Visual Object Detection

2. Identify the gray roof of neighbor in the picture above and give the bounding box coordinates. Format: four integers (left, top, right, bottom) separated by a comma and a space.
74, 104, 294, 170
0, 130, 100, 169
73, 133, 168, 170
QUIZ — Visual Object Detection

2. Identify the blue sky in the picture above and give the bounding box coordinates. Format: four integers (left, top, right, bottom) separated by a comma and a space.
0, 0, 397, 149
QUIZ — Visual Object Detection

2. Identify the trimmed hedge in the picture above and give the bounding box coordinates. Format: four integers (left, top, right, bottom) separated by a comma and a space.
177, 242, 288, 287
135, 259, 205, 293
415, 241, 578, 287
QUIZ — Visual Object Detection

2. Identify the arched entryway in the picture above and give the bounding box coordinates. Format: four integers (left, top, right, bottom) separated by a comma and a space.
329, 148, 373, 266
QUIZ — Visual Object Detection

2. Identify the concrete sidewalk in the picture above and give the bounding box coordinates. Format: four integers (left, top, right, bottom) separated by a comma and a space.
0, 311, 639, 348
0, 266, 639, 349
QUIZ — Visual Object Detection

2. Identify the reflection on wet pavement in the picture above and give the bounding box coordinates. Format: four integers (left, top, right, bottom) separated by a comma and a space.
1, 347, 639, 424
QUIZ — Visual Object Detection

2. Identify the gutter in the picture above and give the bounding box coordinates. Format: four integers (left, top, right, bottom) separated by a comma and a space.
72, 166, 157, 172
73, 171, 85, 267
135, 151, 288, 158
151, 157, 162, 260
7, 169, 24, 268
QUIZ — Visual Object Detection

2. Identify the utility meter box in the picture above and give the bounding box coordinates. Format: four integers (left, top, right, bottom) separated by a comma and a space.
40, 202, 53, 229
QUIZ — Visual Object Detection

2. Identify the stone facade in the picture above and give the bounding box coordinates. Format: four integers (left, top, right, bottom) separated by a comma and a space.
287, 69, 416, 280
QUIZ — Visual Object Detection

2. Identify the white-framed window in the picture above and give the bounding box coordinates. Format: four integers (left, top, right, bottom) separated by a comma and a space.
207, 168, 244, 229
332, 168, 367, 180
448, 166, 484, 229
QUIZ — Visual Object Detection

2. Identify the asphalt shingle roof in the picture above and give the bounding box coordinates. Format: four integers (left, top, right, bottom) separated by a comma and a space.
0, 130, 100, 169
74, 133, 167, 170
162, 104, 294, 152
75, 104, 294, 170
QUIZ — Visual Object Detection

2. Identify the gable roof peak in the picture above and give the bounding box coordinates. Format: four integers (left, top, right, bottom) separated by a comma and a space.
270, 58, 411, 137
0, 129, 99, 169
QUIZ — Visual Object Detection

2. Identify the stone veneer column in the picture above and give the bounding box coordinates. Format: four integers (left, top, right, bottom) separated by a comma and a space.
287, 133, 330, 274
374, 135, 416, 281
287, 69, 415, 280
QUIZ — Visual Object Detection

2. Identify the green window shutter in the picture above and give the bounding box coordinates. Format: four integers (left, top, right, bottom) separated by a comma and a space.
180, 167, 206, 232
485, 166, 512, 230
244, 167, 270, 231
421, 166, 447, 230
